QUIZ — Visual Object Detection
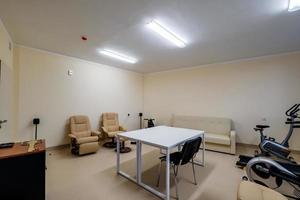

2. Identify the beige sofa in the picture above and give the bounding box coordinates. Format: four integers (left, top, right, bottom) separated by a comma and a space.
171, 115, 236, 154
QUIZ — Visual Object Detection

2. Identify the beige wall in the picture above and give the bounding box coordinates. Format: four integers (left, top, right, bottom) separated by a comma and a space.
2, 19, 300, 150
0, 20, 13, 68
15, 46, 143, 147
0, 19, 15, 143
144, 52, 300, 150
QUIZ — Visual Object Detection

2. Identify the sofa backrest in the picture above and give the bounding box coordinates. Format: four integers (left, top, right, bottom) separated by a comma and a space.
171, 115, 232, 135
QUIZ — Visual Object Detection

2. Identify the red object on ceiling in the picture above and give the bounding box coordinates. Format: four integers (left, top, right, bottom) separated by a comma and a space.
81, 36, 87, 41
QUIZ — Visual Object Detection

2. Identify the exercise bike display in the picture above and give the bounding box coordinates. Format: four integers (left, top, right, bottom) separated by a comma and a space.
236, 104, 300, 167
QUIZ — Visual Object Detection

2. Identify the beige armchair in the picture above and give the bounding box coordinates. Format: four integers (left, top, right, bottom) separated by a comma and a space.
101, 112, 131, 153
69, 115, 101, 155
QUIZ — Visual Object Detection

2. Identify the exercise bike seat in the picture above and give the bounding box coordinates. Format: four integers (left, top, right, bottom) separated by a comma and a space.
254, 125, 270, 132
256, 125, 270, 129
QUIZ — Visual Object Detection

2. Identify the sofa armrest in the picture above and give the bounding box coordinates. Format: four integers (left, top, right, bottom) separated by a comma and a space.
230, 130, 236, 155
119, 125, 127, 132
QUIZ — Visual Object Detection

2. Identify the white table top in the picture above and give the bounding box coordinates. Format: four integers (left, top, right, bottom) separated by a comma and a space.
118, 126, 204, 149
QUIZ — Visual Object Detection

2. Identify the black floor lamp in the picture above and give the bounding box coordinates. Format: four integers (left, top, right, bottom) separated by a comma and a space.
131, 113, 143, 145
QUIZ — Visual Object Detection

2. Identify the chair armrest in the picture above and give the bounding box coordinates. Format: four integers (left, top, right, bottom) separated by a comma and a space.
91, 130, 101, 136
101, 127, 108, 134
92, 130, 103, 140
230, 130, 236, 154
68, 134, 77, 139
230, 130, 236, 138
119, 125, 127, 132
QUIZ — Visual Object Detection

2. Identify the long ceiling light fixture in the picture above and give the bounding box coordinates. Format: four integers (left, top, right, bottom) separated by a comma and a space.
147, 19, 186, 48
99, 49, 138, 64
288, 0, 300, 12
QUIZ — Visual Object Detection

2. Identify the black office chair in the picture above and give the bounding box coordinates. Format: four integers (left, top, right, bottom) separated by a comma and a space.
156, 137, 202, 199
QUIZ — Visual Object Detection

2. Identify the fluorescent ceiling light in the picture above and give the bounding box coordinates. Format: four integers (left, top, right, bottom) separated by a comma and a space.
147, 20, 186, 48
288, 0, 300, 12
99, 49, 137, 64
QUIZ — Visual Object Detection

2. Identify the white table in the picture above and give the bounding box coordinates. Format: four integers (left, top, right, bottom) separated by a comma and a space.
116, 126, 205, 200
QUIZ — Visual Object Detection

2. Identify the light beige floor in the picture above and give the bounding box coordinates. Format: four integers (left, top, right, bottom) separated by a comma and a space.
45, 143, 299, 200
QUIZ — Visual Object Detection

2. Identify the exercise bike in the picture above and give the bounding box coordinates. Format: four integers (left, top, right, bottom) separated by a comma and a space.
144, 118, 155, 128
236, 104, 300, 167
245, 156, 300, 199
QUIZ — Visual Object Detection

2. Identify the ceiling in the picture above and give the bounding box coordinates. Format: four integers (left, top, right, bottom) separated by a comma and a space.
0, 0, 299, 73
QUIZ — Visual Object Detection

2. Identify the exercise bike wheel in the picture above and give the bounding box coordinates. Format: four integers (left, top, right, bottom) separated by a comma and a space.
252, 163, 271, 179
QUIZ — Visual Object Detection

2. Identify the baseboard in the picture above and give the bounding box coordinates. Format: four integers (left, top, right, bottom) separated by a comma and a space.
46, 144, 69, 151
236, 142, 300, 155
236, 143, 257, 148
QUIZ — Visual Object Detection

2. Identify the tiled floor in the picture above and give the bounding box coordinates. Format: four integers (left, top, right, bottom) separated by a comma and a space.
45, 143, 299, 200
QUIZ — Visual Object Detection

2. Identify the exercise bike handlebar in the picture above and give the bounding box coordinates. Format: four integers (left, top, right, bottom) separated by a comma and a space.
286, 104, 300, 117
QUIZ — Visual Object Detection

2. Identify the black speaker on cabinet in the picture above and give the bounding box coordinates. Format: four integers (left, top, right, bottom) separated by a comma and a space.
33, 118, 40, 140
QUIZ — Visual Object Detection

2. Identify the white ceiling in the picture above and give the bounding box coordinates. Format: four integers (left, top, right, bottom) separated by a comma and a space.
0, 0, 299, 73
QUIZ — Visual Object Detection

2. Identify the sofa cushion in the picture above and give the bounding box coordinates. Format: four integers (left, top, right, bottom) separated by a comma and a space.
238, 181, 287, 200
172, 115, 231, 135
205, 132, 231, 145
77, 136, 99, 144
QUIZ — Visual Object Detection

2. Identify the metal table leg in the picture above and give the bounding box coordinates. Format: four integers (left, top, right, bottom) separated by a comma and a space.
202, 133, 205, 166
166, 148, 170, 200
116, 135, 120, 173
136, 141, 142, 184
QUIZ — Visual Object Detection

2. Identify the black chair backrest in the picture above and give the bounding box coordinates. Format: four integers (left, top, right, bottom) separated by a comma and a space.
180, 137, 202, 165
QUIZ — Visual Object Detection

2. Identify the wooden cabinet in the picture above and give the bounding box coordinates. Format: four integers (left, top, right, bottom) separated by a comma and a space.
0, 140, 46, 200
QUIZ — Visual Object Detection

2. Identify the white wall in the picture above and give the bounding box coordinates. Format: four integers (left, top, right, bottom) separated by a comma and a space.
0, 19, 15, 143
144, 52, 300, 150
15, 46, 144, 147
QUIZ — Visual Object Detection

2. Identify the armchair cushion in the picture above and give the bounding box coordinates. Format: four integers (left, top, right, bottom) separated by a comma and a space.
77, 136, 99, 144
73, 115, 89, 124
107, 131, 123, 138
119, 125, 127, 132
73, 131, 91, 138
107, 125, 119, 132
91, 130, 101, 136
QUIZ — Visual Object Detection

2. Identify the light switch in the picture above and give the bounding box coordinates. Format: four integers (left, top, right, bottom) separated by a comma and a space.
68, 70, 73, 76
